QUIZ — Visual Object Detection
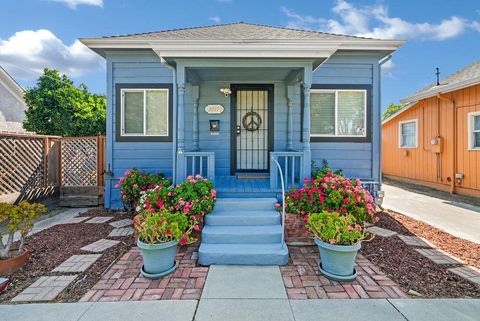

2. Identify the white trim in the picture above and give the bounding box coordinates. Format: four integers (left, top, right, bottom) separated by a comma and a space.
0, 66, 25, 103
398, 119, 418, 148
467, 111, 480, 151
120, 88, 169, 137
310, 89, 367, 138
381, 102, 416, 125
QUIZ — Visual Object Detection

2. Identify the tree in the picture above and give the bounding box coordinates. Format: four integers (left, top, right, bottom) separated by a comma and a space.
23, 68, 106, 136
382, 103, 408, 121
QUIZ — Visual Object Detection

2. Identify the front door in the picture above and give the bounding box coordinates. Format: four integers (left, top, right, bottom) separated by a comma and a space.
231, 84, 273, 174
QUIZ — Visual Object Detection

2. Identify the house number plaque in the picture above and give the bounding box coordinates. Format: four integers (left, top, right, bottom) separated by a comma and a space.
205, 104, 224, 114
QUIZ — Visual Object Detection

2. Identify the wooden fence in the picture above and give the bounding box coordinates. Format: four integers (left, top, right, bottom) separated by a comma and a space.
0, 132, 104, 204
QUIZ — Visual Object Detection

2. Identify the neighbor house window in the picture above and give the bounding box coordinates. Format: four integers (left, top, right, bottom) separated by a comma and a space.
398, 119, 418, 148
121, 88, 169, 136
310, 89, 367, 137
468, 111, 480, 150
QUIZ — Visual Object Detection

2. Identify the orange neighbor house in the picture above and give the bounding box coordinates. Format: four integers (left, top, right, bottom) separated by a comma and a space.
382, 61, 480, 197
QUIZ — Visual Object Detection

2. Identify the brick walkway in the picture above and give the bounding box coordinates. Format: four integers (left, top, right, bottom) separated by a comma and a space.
80, 245, 207, 302
281, 246, 406, 299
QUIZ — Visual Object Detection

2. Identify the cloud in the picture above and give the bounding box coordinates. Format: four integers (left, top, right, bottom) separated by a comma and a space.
209, 16, 222, 23
0, 29, 104, 80
282, 1, 479, 41
49, 0, 103, 9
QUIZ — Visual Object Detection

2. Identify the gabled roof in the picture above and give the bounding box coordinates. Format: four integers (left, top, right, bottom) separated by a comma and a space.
99, 22, 372, 41
401, 60, 480, 104
0, 66, 24, 103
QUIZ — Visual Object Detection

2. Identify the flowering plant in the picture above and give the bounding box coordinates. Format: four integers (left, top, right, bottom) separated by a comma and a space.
133, 211, 199, 245
115, 167, 171, 208
306, 211, 368, 246
284, 172, 377, 225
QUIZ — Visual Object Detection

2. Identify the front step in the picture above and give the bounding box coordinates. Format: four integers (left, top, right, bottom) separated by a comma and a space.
198, 243, 289, 265
199, 197, 288, 265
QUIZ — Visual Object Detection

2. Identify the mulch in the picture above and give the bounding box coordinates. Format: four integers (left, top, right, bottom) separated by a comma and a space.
0, 209, 135, 303
360, 211, 480, 298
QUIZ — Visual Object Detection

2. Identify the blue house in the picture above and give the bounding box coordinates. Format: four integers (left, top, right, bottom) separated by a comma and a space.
81, 23, 403, 264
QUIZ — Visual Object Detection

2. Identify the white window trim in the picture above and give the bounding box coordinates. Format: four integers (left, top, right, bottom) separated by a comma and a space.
120, 88, 169, 137
467, 111, 480, 151
310, 89, 367, 138
398, 119, 418, 149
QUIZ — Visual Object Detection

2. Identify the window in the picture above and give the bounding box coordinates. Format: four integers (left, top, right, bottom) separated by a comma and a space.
121, 88, 169, 137
468, 111, 480, 150
310, 89, 367, 137
398, 119, 418, 148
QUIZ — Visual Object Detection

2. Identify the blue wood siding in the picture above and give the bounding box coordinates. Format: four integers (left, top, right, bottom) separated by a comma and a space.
106, 51, 174, 208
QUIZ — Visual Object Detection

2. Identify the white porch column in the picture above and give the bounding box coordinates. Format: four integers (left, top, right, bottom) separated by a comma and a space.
302, 83, 312, 179
286, 85, 294, 150
192, 85, 200, 151
176, 82, 186, 183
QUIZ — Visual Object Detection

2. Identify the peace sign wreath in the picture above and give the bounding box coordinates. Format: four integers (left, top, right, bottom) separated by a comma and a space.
242, 111, 262, 132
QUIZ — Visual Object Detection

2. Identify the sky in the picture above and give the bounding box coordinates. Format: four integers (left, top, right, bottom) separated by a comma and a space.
0, 0, 479, 110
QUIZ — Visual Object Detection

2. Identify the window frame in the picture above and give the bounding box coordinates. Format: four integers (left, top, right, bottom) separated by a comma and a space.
115, 83, 173, 142
307, 84, 371, 143
398, 119, 418, 149
467, 111, 480, 150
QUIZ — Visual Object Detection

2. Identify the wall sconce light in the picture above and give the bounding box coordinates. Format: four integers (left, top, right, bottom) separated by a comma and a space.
220, 87, 232, 97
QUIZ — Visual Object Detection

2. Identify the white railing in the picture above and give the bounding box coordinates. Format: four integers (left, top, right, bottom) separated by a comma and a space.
360, 180, 383, 205
270, 151, 304, 190
271, 157, 286, 245
184, 152, 215, 182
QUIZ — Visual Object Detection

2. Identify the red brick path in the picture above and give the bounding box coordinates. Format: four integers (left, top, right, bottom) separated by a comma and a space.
281, 246, 407, 299
80, 245, 207, 302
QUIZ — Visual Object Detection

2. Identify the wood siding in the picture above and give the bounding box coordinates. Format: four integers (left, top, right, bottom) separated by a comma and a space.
382, 84, 480, 196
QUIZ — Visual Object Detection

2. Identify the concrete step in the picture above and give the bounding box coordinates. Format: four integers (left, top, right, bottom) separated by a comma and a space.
214, 198, 277, 211
205, 210, 281, 226
198, 243, 289, 265
202, 225, 283, 244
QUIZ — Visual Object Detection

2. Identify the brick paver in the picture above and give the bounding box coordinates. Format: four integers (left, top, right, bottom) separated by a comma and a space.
415, 248, 462, 264
52, 254, 102, 273
85, 216, 113, 224
60, 217, 90, 224
109, 219, 133, 228
367, 226, 398, 237
80, 245, 207, 302
12, 275, 78, 302
397, 235, 431, 247
81, 239, 120, 253
109, 227, 134, 237
280, 246, 407, 299
448, 266, 480, 285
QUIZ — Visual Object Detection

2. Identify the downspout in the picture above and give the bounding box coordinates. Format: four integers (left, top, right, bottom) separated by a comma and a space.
377, 54, 392, 186
437, 93, 456, 193
161, 58, 177, 184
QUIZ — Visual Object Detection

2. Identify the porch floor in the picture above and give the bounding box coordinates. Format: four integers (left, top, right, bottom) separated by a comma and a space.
215, 176, 276, 193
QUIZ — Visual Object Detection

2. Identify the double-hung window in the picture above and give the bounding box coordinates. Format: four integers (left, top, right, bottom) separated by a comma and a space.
121, 88, 169, 137
310, 89, 367, 138
468, 111, 480, 150
398, 119, 418, 148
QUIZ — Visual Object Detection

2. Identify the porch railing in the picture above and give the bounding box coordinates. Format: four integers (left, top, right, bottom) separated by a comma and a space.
270, 151, 304, 190
184, 152, 215, 182
360, 180, 383, 205
271, 157, 286, 245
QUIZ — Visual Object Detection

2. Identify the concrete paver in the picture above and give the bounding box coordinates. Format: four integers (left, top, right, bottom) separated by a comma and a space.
108, 227, 134, 237
85, 216, 113, 224
109, 219, 133, 228
81, 239, 119, 253
0, 303, 93, 321
397, 235, 431, 247
383, 184, 480, 243
60, 217, 91, 224
11, 275, 78, 302
367, 226, 398, 237
389, 298, 480, 321
414, 248, 462, 264
448, 266, 480, 285
52, 254, 102, 273
201, 265, 287, 299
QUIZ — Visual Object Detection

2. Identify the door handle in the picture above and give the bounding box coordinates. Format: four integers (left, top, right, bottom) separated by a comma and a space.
236, 125, 241, 135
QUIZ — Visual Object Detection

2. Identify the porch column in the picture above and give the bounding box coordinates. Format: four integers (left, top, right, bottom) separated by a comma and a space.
302, 83, 312, 179
176, 82, 186, 183
286, 85, 294, 150
192, 85, 200, 151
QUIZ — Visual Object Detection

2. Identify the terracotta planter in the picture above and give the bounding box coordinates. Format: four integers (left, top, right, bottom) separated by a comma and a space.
285, 213, 314, 245
0, 249, 29, 275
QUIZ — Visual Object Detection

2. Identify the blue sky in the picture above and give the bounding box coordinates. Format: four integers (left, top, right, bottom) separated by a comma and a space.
0, 0, 479, 110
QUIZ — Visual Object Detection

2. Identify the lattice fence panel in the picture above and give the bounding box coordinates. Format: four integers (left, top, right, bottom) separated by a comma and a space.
61, 138, 98, 186
0, 135, 45, 195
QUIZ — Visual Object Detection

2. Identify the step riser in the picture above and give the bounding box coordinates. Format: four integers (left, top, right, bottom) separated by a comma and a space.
217, 192, 278, 199
198, 253, 289, 265
202, 232, 282, 244
205, 215, 280, 226
215, 201, 276, 211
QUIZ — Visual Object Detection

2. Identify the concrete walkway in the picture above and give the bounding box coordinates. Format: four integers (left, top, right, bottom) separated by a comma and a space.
382, 184, 480, 244
1, 298, 479, 321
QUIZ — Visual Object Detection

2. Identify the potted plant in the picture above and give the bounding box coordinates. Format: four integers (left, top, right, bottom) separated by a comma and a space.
306, 211, 371, 281
115, 167, 171, 210
133, 210, 199, 279
0, 201, 47, 275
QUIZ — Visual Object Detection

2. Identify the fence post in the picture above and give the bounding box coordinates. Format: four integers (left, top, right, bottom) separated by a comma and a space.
43, 137, 49, 188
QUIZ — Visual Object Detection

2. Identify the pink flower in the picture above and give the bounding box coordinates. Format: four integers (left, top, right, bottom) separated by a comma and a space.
133, 183, 138, 188
193, 225, 200, 231
124, 170, 131, 176
119, 177, 125, 183
114, 183, 120, 188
